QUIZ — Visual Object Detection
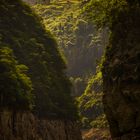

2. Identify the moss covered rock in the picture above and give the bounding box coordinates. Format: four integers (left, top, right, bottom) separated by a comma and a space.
102, 1, 140, 139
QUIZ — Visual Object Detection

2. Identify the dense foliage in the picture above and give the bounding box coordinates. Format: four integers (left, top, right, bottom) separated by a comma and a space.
32, 0, 109, 127
0, 0, 78, 120
83, 0, 140, 27
79, 0, 140, 128
33, 0, 108, 96
33, 2, 108, 78
84, 0, 140, 137
0, 46, 33, 110
78, 63, 108, 128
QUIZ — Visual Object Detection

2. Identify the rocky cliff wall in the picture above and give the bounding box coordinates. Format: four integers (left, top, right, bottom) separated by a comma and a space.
102, 2, 140, 140
0, 111, 82, 140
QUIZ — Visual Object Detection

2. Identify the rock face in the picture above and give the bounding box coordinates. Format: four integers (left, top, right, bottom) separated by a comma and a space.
102, 2, 140, 140
0, 111, 82, 140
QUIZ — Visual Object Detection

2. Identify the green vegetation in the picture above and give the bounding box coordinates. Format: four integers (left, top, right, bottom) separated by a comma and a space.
33, 1, 107, 78
0, 46, 33, 110
0, 0, 139, 139
83, 0, 140, 137
0, 0, 78, 120
33, 0, 109, 127
83, 0, 128, 26
79, 0, 140, 129
78, 63, 108, 128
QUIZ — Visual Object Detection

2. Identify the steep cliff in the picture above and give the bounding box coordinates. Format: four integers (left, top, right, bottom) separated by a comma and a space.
0, 0, 82, 139
102, 1, 140, 139
78, 70, 108, 129
32, 1, 109, 130
0, 0, 78, 119
0, 111, 82, 140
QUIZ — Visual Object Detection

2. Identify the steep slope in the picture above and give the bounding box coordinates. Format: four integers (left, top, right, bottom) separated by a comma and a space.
0, 47, 33, 110
82, 0, 140, 139
78, 70, 108, 128
0, 111, 82, 140
0, 0, 82, 139
77, 62, 109, 140
33, 1, 107, 78
32, 0, 109, 131
0, 0, 78, 120
102, 1, 140, 139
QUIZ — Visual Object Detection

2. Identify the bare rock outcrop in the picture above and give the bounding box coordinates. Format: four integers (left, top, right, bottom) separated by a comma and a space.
0, 111, 82, 140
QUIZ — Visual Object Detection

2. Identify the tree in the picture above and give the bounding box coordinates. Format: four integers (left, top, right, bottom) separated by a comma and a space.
0, 46, 34, 110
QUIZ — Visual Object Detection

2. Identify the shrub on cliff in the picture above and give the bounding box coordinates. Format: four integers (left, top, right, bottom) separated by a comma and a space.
0, 46, 34, 110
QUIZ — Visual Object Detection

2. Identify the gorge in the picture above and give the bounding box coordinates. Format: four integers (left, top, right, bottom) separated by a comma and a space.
0, 0, 140, 140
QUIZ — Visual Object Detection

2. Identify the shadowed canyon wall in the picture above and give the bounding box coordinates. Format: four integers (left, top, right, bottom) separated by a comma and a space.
0, 0, 82, 139
0, 111, 82, 140
102, 1, 140, 139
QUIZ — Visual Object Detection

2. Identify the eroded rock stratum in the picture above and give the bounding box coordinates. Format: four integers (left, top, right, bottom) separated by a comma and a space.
0, 111, 82, 140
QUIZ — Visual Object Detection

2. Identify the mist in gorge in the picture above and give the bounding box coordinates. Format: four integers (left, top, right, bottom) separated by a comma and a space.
0, 0, 139, 140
